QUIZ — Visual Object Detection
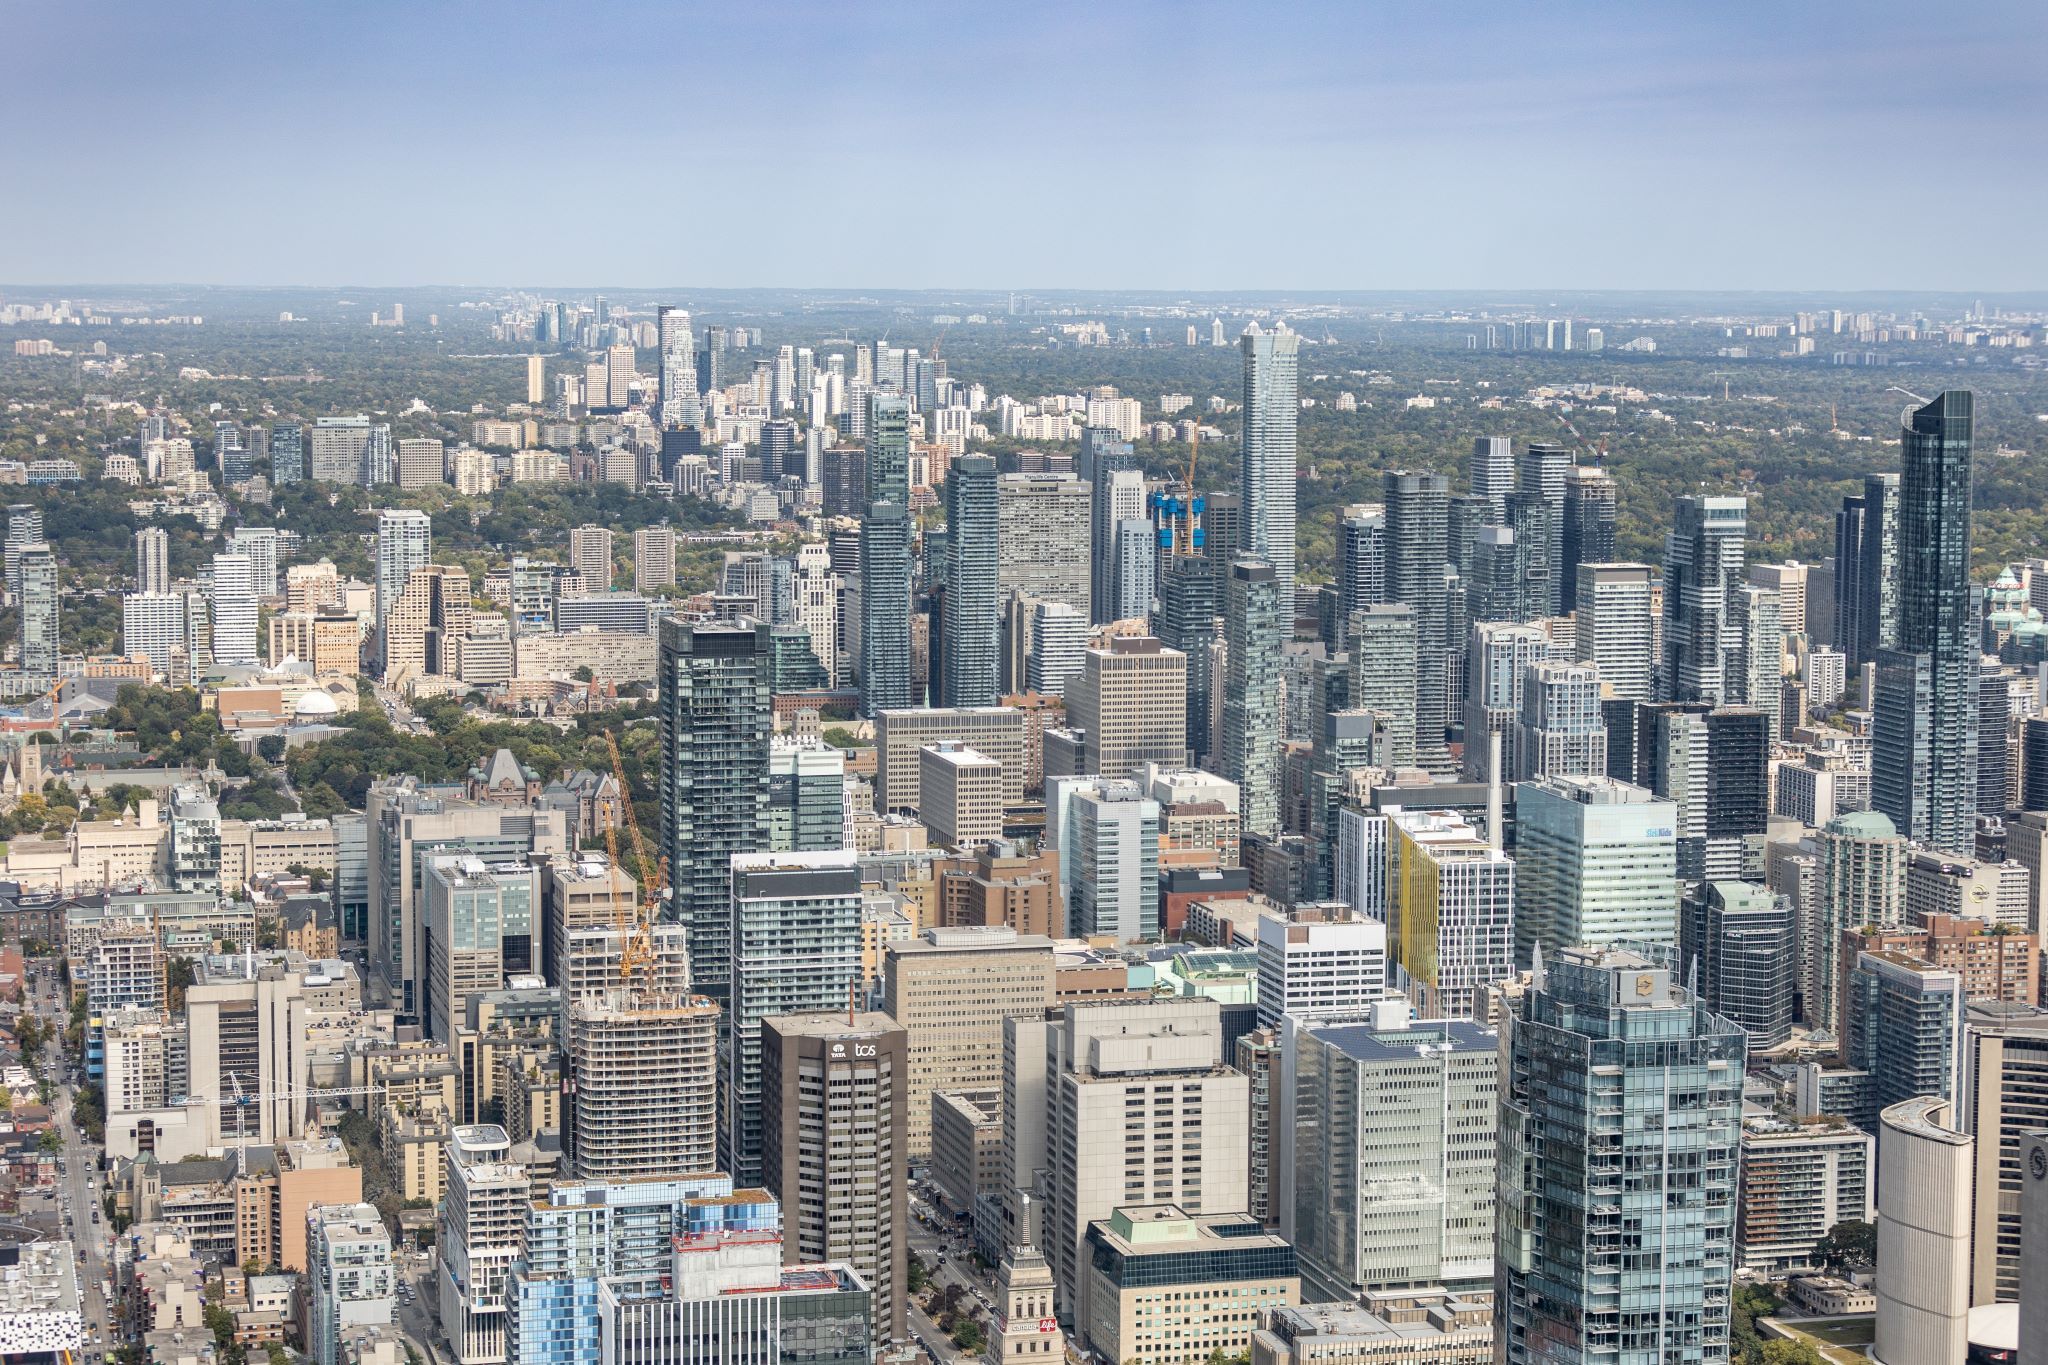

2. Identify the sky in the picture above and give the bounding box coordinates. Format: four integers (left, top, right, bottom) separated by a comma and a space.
4, 1, 2044, 291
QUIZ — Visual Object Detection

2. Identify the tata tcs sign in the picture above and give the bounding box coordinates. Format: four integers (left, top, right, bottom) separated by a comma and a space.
827, 1041, 879, 1059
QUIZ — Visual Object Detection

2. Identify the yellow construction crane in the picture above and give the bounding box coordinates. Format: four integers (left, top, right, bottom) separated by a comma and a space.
604, 731, 662, 987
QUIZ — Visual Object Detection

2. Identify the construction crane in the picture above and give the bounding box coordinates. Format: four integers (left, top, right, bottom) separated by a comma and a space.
1168, 413, 1206, 556
604, 731, 662, 987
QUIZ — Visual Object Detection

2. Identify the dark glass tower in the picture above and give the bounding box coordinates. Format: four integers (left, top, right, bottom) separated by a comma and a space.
1558, 464, 1617, 612
657, 617, 772, 1004
941, 454, 1001, 708
1873, 391, 1978, 855
1157, 553, 1219, 764
859, 502, 914, 717
1384, 471, 1452, 772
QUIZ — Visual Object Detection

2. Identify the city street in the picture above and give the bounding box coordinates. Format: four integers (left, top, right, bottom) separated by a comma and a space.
22, 969, 114, 1359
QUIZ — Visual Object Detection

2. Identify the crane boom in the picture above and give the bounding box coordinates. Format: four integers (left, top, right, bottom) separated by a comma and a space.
605, 732, 660, 986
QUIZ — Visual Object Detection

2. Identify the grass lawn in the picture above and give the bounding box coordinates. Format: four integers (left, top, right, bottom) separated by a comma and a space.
1802, 1319, 1876, 1346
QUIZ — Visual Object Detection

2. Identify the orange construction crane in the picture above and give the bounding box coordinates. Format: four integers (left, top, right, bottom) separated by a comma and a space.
604, 731, 662, 986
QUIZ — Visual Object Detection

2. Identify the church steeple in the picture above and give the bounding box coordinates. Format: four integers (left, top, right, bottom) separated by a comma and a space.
988, 1213, 1064, 1365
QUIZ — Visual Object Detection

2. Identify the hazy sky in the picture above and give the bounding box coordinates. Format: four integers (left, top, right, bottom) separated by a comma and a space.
6, 1, 2043, 291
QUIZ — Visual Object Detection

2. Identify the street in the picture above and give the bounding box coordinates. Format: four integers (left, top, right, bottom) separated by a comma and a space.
20, 970, 115, 1360
906, 1192, 1000, 1365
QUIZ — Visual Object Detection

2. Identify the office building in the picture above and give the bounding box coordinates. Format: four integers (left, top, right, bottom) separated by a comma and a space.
1962, 1004, 2048, 1303
307, 1204, 395, 1365
1680, 881, 1795, 1051
1065, 638, 1188, 783
1496, 947, 1745, 1365
882, 927, 1053, 1161
1512, 775, 1677, 965
762, 1011, 909, 1345
724, 852, 863, 1187
943, 454, 1001, 708
1384, 471, 1453, 771
420, 853, 537, 1044
1661, 494, 1747, 705
1062, 779, 1162, 942
1239, 323, 1300, 600
1735, 1119, 1874, 1273
1905, 847, 2029, 930
1026, 600, 1088, 698
1871, 1097, 1972, 1365
1874, 391, 1979, 856
1080, 1207, 1298, 1365
656, 617, 771, 1005
874, 707, 1026, 816
1222, 562, 1285, 836
1386, 810, 1514, 1019
1254, 905, 1387, 1028
919, 742, 1004, 847
1030, 998, 1249, 1315
1283, 1008, 1498, 1299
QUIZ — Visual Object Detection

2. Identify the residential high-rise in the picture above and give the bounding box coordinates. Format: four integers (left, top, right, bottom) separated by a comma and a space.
1735, 1118, 1874, 1274
943, 454, 1001, 708
310, 416, 373, 484
996, 472, 1091, 612
440, 1124, 531, 1365
1834, 473, 1901, 668
122, 591, 188, 678
655, 305, 698, 427
1283, 1007, 1498, 1299
563, 989, 720, 1181
395, 437, 444, 489
1462, 622, 1549, 784
881, 927, 1054, 1160
307, 1203, 395, 1365
1386, 809, 1514, 1019
1661, 494, 1747, 704
1222, 561, 1285, 836
1516, 661, 1606, 782
1026, 600, 1087, 697
1384, 471, 1453, 771
762, 1011, 910, 1346
17, 542, 58, 676
1468, 437, 1513, 521
206, 550, 257, 667
1574, 563, 1657, 702
1512, 775, 1677, 965
1728, 585, 1784, 740
1515, 442, 1569, 616
380, 563, 470, 686
656, 617, 772, 1002
1349, 604, 1418, 769
723, 851, 863, 1187
1845, 950, 1965, 1115
1239, 322, 1300, 600
1558, 464, 1617, 612
1335, 503, 1386, 636
270, 422, 304, 485
567, 525, 612, 590
1874, 390, 1979, 856
1496, 946, 1744, 1365
1088, 459, 1144, 624
859, 501, 914, 716
1680, 880, 1795, 1051
374, 508, 431, 658
632, 525, 675, 594
1064, 637, 1187, 783
135, 526, 170, 595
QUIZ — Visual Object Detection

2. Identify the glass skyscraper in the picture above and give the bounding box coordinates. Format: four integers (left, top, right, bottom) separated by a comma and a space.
1238, 322, 1300, 602
941, 453, 1000, 708
1384, 471, 1453, 772
1497, 946, 1744, 1364
1221, 560, 1285, 838
1873, 390, 1978, 856
1661, 494, 1747, 705
858, 501, 913, 717
657, 617, 772, 1004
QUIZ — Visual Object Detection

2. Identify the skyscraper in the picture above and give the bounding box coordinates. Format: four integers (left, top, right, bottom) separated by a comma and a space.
1336, 503, 1386, 634
1558, 463, 1617, 612
1222, 561, 1284, 837
270, 422, 304, 485
1874, 391, 1978, 856
1064, 637, 1187, 782
1497, 947, 1744, 1365
656, 617, 772, 1003
564, 991, 720, 1181
3, 505, 41, 602
135, 526, 170, 594
207, 551, 257, 667
633, 526, 676, 593
1574, 563, 1656, 702
1088, 459, 1143, 625
10, 540, 57, 681
1468, 436, 1513, 521
1512, 775, 1677, 964
866, 392, 911, 505
375, 510, 431, 668
1384, 471, 1453, 771
859, 502, 915, 716
1348, 604, 1418, 769
567, 525, 613, 591
1516, 442, 1569, 616
656, 305, 700, 428
1834, 473, 1900, 667
1387, 809, 1514, 1018
1516, 661, 1607, 783
1662, 494, 1747, 704
1239, 322, 1300, 601
943, 454, 1001, 708
1680, 880, 1796, 1051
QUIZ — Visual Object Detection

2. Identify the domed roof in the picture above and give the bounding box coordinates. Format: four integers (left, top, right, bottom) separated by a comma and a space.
294, 690, 341, 718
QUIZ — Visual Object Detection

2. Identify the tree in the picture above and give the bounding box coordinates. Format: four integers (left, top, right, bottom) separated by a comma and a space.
1760, 1342, 1827, 1365
906, 1254, 927, 1295
38, 1128, 59, 1153
1813, 1218, 1877, 1273
951, 1320, 985, 1352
